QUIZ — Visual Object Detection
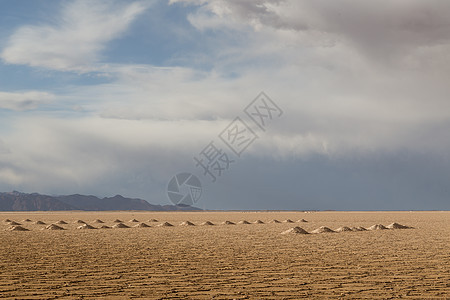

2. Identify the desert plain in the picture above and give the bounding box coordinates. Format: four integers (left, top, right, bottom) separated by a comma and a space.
0, 211, 449, 299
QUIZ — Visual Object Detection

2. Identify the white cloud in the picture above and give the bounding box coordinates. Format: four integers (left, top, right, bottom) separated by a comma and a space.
48, 54, 450, 162
0, 138, 9, 154
0, 168, 22, 185
165, 0, 450, 157
1, 115, 219, 180
0, 113, 238, 199
174, 0, 450, 68
0, 0, 149, 71
0, 91, 54, 111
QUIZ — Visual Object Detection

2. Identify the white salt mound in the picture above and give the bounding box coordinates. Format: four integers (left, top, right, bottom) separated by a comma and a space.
74, 220, 86, 224
77, 224, 96, 230
93, 219, 104, 223
8, 221, 21, 225
34, 221, 46, 225
129, 219, 139, 222
112, 223, 130, 228
158, 222, 174, 227
311, 226, 336, 233
9, 225, 29, 231
254, 220, 265, 224
113, 219, 123, 223
4, 219, 12, 223
387, 222, 412, 229
283, 219, 294, 223
134, 223, 151, 228
148, 219, 158, 222
281, 226, 309, 235
335, 226, 353, 232
368, 224, 388, 230
99, 225, 111, 229
269, 219, 281, 223
45, 224, 65, 230
23, 219, 32, 222
350, 226, 367, 231
180, 221, 195, 226
238, 220, 251, 224
297, 219, 308, 222
222, 221, 235, 225
55, 220, 67, 225
201, 221, 214, 226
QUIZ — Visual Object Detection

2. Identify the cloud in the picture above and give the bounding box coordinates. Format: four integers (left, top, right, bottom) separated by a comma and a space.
0, 138, 9, 154
2, 1, 450, 209
0, 0, 149, 72
0, 91, 54, 111
0, 114, 221, 186
165, 0, 450, 153
173, 0, 450, 68
3, 0, 448, 159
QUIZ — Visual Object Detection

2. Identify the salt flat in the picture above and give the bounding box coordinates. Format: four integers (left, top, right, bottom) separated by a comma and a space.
0, 211, 449, 299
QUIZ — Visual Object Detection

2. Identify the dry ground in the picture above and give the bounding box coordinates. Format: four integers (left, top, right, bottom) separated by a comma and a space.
0, 211, 449, 299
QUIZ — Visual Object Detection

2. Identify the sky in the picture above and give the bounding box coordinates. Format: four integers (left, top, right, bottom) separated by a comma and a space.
1, 0, 450, 210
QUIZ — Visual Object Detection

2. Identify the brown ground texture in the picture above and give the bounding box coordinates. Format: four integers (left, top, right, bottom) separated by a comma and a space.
0, 211, 449, 299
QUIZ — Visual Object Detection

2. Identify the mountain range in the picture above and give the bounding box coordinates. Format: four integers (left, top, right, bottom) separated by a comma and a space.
0, 191, 201, 211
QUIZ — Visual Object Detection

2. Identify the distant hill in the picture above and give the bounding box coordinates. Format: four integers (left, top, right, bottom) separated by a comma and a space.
0, 191, 201, 211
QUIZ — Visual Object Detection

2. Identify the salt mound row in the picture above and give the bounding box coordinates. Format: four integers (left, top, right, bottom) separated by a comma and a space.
93, 219, 104, 223
8, 225, 29, 231
368, 224, 387, 230
99, 225, 111, 229
148, 219, 158, 222
134, 223, 150, 228
387, 222, 413, 229
77, 224, 96, 230
311, 226, 335, 233
297, 219, 308, 223
269, 219, 281, 223
238, 220, 251, 224
45, 224, 65, 230
55, 220, 67, 225
201, 221, 214, 226
112, 223, 130, 228
281, 226, 309, 235
8, 221, 21, 225
283, 219, 294, 223
351, 226, 367, 231
222, 221, 235, 225
254, 220, 265, 224
34, 221, 46, 225
22, 219, 32, 222
335, 226, 353, 232
129, 219, 139, 222
113, 219, 123, 223
180, 221, 195, 226
74, 220, 86, 224
158, 222, 173, 227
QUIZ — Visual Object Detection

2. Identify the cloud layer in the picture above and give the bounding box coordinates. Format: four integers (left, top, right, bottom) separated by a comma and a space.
0, 91, 54, 111
1, 0, 149, 71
